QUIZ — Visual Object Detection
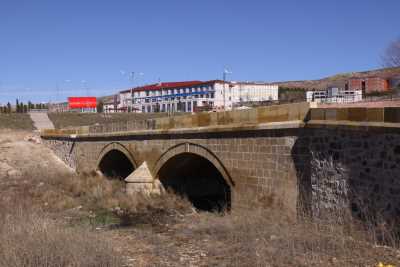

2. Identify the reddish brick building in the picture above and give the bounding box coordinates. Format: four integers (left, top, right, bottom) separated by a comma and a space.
346, 77, 390, 94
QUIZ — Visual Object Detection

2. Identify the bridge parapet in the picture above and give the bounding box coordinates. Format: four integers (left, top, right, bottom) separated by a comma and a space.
40, 104, 400, 139
150, 102, 310, 130
41, 103, 310, 137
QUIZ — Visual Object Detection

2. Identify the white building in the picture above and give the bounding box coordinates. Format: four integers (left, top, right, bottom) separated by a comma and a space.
103, 95, 120, 113
306, 87, 363, 104
119, 80, 279, 113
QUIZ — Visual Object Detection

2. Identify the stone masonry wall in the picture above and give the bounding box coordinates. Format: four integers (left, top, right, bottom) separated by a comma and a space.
43, 126, 400, 224
300, 128, 400, 223
44, 139, 77, 170
43, 129, 302, 216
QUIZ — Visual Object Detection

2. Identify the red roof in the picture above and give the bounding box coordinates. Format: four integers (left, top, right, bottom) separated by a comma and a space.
120, 80, 224, 93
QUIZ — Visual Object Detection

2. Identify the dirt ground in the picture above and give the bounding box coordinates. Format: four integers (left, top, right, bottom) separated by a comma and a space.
0, 130, 71, 201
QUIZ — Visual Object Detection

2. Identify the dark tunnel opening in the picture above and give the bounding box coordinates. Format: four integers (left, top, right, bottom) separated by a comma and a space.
158, 153, 231, 212
98, 150, 135, 179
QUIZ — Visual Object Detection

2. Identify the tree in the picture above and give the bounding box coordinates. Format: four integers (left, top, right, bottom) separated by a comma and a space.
28, 101, 34, 110
96, 100, 104, 113
97, 100, 104, 113
19, 102, 24, 113
7, 102, 11, 113
383, 38, 400, 67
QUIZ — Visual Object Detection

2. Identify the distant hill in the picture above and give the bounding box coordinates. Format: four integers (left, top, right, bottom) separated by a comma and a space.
275, 67, 400, 90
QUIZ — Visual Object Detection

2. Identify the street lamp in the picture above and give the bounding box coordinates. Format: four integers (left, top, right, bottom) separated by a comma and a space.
128, 72, 144, 112
81, 80, 89, 96
56, 79, 71, 103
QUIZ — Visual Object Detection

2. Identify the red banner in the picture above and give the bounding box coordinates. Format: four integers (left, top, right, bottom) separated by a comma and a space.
68, 97, 97, 109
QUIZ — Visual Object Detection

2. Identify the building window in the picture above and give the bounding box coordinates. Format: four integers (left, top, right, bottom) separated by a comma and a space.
146, 106, 151, 113
188, 102, 192, 112
146, 91, 149, 96
211, 92, 215, 98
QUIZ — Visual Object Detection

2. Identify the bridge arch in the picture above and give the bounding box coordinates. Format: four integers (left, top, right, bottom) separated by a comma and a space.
154, 143, 234, 212
97, 142, 137, 179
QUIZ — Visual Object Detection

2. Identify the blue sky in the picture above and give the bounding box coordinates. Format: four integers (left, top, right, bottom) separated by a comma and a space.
0, 0, 399, 103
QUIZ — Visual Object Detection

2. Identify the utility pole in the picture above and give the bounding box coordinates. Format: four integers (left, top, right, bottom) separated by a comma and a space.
129, 72, 135, 112
128, 72, 144, 112
223, 68, 232, 110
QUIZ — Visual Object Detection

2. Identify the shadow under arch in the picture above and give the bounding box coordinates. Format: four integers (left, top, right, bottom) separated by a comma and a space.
154, 143, 234, 212
96, 142, 137, 179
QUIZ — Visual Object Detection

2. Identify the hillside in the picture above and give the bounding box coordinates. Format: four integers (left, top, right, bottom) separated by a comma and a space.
275, 67, 400, 90
0, 114, 34, 130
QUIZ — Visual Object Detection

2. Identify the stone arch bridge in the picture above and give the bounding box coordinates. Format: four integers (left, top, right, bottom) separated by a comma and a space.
42, 103, 400, 221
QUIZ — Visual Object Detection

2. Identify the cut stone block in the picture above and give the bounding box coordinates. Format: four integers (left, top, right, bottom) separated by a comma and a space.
125, 161, 163, 195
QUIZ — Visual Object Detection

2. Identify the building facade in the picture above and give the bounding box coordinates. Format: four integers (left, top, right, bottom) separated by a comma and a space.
307, 87, 363, 104
346, 77, 390, 94
104, 95, 121, 113
119, 80, 278, 113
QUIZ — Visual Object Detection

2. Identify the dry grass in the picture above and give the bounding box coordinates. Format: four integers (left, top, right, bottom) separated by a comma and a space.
0, 193, 123, 267
2, 168, 400, 266
0, 114, 34, 130
0, 208, 123, 267
182, 209, 400, 266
